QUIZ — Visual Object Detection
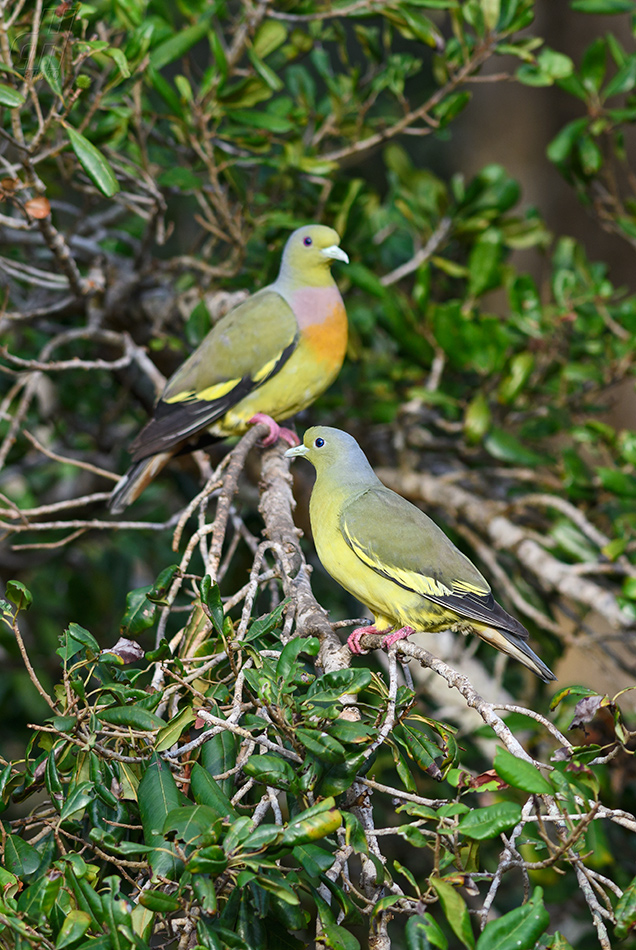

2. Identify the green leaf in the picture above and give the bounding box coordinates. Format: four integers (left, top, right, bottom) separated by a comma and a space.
190, 762, 239, 818
242, 754, 296, 789
65, 126, 119, 197
456, 802, 522, 840
321, 921, 360, 950
155, 706, 195, 751
60, 782, 94, 822
163, 803, 221, 843
97, 705, 164, 730
0, 83, 25, 106
55, 909, 92, 948
119, 586, 157, 636
3, 834, 41, 876
58, 622, 99, 661
5, 580, 32, 611
275, 636, 319, 684
147, 564, 180, 604
103, 46, 131, 79
252, 20, 288, 59
464, 393, 491, 444
187, 844, 228, 875
429, 878, 475, 949
201, 576, 224, 635
405, 912, 449, 950
243, 599, 290, 642
138, 889, 181, 913
484, 428, 545, 466
41, 55, 63, 96
571, 0, 636, 11
149, 20, 210, 70
281, 798, 342, 846
295, 728, 347, 764
138, 752, 182, 877
475, 888, 549, 949
546, 118, 588, 164
493, 747, 553, 794
615, 875, 636, 938
597, 466, 636, 497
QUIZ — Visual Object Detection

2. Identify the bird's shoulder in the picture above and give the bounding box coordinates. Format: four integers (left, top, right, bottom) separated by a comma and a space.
162, 288, 299, 401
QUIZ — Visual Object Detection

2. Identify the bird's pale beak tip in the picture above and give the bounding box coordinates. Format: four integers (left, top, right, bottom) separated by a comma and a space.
322, 245, 349, 264
285, 445, 309, 459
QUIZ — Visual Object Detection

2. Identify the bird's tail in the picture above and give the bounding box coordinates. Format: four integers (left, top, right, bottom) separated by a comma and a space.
108, 452, 173, 514
475, 625, 556, 682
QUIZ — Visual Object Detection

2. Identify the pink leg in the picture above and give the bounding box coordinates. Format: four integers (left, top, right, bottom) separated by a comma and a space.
249, 414, 299, 448
381, 625, 415, 649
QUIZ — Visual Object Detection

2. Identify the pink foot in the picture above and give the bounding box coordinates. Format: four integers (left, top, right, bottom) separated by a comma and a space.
347, 624, 384, 655
347, 624, 415, 655
279, 426, 300, 447
248, 414, 299, 448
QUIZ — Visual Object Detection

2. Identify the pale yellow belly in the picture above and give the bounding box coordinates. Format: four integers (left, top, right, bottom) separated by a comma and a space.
310, 494, 460, 634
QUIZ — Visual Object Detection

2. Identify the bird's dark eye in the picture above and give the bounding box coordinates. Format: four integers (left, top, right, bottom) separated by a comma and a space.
314, 437, 325, 448
303, 236, 313, 246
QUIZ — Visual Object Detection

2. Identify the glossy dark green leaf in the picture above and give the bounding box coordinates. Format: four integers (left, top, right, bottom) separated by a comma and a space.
97, 705, 164, 730
40, 55, 63, 96
56, 909, 92, 948
187, 844, 228, 875
147, 565, 180, 604
138, 752, 182, 877
242, 754, 295, 789
149, 20, 210, 70
200, 576, 224, 635
243, 599, 290, 642
456, 802, 522, 840
614, 875, 636, 937
119, 586, 157, 637
405, 912, 449, 950
475, 887, 549, 949
429, 878, 474, 949
4, 834, 41, 876
0, 83, 25, 106
65, 126, 119, 197
190, 761, 239, 818
493, 748, 553, 794
295, 728, 347, 764
5, 580, 32, 611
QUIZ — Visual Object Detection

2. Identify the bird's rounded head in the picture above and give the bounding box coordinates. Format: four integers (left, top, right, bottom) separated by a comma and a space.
285, 426, 377, 485
279, 225, 348, 285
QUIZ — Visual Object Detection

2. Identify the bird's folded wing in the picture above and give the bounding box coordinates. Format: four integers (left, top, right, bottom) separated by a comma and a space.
129, 290, 299, 460
341, 487, 529, 639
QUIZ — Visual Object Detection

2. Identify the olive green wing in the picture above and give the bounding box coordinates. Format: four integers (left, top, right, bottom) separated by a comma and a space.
340, 487, 528, 639
129, 289, 299, 460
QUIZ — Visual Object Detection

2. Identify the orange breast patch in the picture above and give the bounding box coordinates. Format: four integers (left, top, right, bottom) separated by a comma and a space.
302, 302, 348, 366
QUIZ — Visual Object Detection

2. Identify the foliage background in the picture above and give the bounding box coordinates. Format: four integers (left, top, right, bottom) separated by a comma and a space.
2, 1, 636, 948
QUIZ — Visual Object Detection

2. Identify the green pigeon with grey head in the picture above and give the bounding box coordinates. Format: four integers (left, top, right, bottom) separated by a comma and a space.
286, 426, 556, 682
